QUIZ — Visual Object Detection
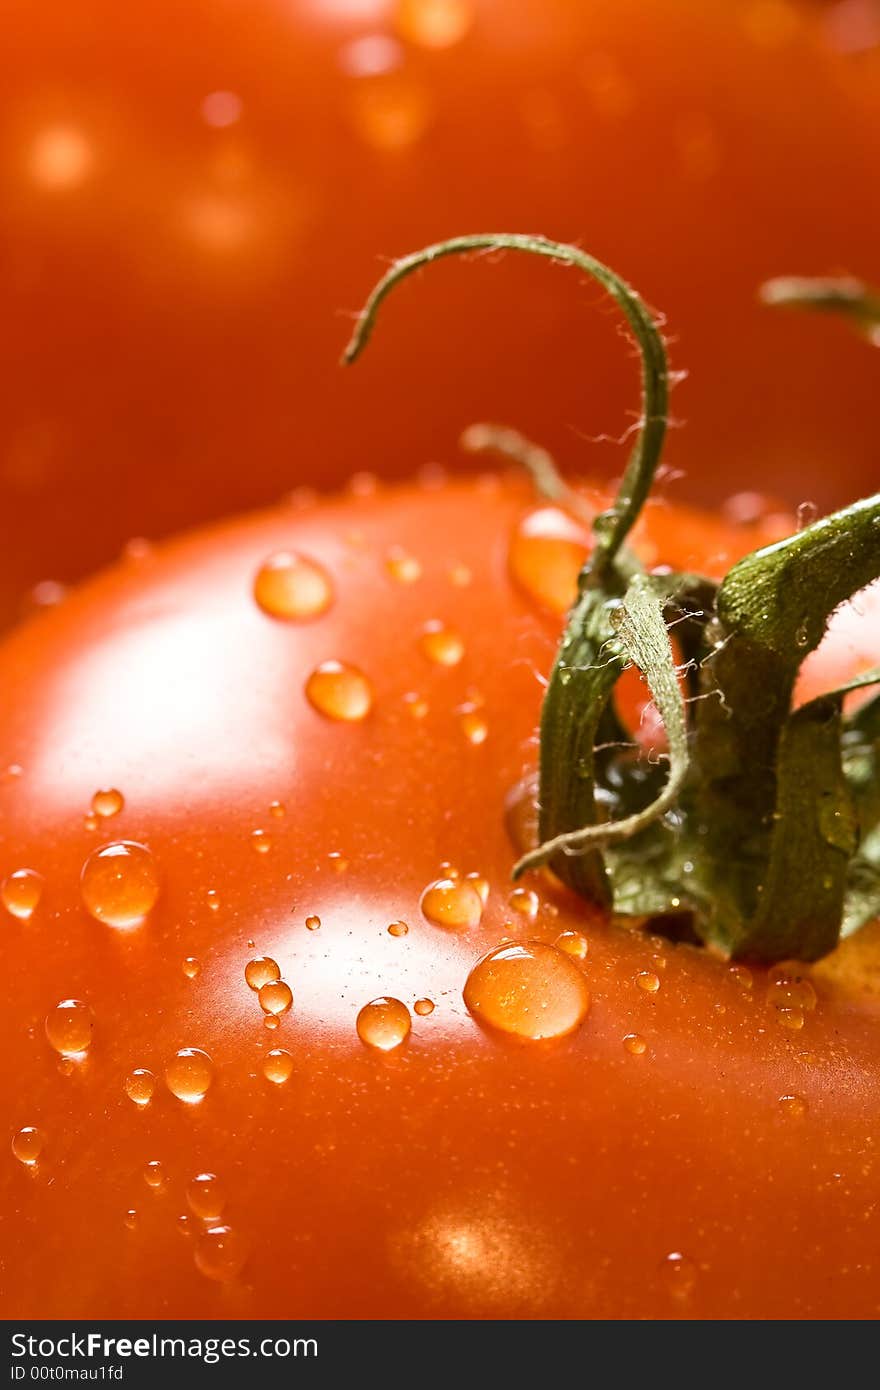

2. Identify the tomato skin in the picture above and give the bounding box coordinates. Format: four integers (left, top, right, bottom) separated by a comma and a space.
1, 0, 880, 624
0, 476, 878, 1320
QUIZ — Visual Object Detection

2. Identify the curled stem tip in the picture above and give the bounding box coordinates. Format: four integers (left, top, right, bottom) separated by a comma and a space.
760, 275, 880, 344
344, 234, 670, 571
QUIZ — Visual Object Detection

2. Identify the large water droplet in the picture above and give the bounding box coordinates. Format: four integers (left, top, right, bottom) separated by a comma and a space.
45, 999, 93, 1057
356, 997, 411, 1051
91, 788, 124, 818
253, 551, 334, 621
187, 1172, 226, 1221
124, 1068, 156, 1107
420, 877, 484, 930
165, 1048, 214, 1103
305, 661, 373, 721
258, 980, 293, 1016
508, 887, 539, 921
1, 868, 44, 921
12, 1126, 45, 1166
463, 942, 591, 1040
80, 841, 160, 928
245, 956, 280, 991
195, 1225, 247, 1282
263, 1048, 294, 1084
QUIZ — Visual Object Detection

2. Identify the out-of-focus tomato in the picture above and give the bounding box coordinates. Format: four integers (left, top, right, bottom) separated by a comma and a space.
1, 0, 879, 624
1, 473, 878, 1319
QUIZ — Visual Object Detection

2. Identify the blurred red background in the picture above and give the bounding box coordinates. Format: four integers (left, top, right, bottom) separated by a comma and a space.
1, 0, 878, 627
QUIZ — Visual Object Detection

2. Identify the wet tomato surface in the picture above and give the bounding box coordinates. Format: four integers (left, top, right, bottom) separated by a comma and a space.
1, 476, 878, 1318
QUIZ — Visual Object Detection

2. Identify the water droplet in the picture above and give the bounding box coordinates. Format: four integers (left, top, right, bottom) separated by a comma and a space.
403, 691, 429, 719
124, 1068, 156, 1107
508, 887, 539, 921
45, 999, 93, 1056
766, 967, 817, 1013
182, 957, 201, 979
661, 1251, 697, 1299
464, 872, 490, 905
420, 877, 484, 930
777, 1007, 805, 1032
305, 915, 321, 932
195, 1224, 247, 1282
419, 620, 464, 667
245, 956, 280, 990
187, 1172, 226, 1221
449, 562, 472, 587
385, 547, 422, 584
91, 788, 124, 818
258, 979, 293, 1016
165, 1048, 214, 1104
177, 1214, 191, 1235
505, 775, 539, 855
414, 998, 435, 1016
459, 708, 488, 745
305, 661, 373, 721
508, 506, 590, 614
463, 942, 591, 1041
80, 841, 160, 928
269, 800, 285, 819
251, 829, 272, 855
397, 0, 474, 49
263, 1015, 280, 1031
349, 71, 433, 152
144, 1160, 165, 1190
356, 997, 411, 1052
795, 621, 810, 648
778, 1093, 808, 1120
83, 813, 98, 832
623, 1033, 647, 1056
1, 868, 44, 921
636, 970, 660, 994
387, 920, 409, 938
263, 1048, 294, 1084
328, 852, 349, 873
253, 551, 334, 621
124, 1209, 138, 1230
729, 963, 753, 992
12, 1126, 44, 1166
554, 930, 588, 960
206, 890, 220, 913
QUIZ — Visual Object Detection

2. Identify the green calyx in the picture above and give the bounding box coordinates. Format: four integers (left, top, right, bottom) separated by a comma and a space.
345, 235, 880, 963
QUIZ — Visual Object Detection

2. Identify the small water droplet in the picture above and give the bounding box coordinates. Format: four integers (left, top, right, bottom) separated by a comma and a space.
177, 1214, 191, 1235
778, 1093, 808, 1120
45, 999, 93, 1056
459, 707, 488, 745
12, 1126, 44, 1166
766, 967, 817, 1013
623, 1033, 647, 1056
251, 829, 272, 855
206, 890, 220, 912
263, 1014, 280, 1031
91, 788, 124, 818
187, 1172, 226, 1221
636, 970, 660, 994
328, 852, 349, 873
387, 920, 409, 937
305, 915, 321, 932
420, 877, 484, 930
124, 1068, 156, 1107
449, 562, 472, 587
795, 621, 810, 648
305, 661, 373, 721
414, 998, 435, 1016
464, 872, 489, 905
1, 868, 44, 921
144, 1160, 165, 1190
729, 963, 753, 992
356, 997, 411, 1051
263, 1048, 294, 1084
661, 1251, 697, 1300
245, 957, 280, 990
508, 887, 539, 921
777, 1007, 805, 1031
269, 800, 285, 819
463, 942, 591, 1041
165, 1048, 214, 1104
182, 957, 201, 979
83, 813, 99, 831
396, 0, 474, 50
508, 506, 590, 614
554, 930, 588, 960
195, 1225, 247, 1282
385, 547, 422, 584
258, 979, 293, 1016
419, 620, 464, 666
80, 841, 160, 929
124, 1209, 138, 1230
403, 691, 429, 719
253, 551, 334, 621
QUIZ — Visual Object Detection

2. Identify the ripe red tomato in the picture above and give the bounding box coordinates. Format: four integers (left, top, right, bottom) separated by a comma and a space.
1, 474, 877, 1319
1, 0, 879, 624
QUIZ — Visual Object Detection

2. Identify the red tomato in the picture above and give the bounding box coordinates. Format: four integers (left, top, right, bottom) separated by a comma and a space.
1, 0, 879, 624
1, 475, 877, 1319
